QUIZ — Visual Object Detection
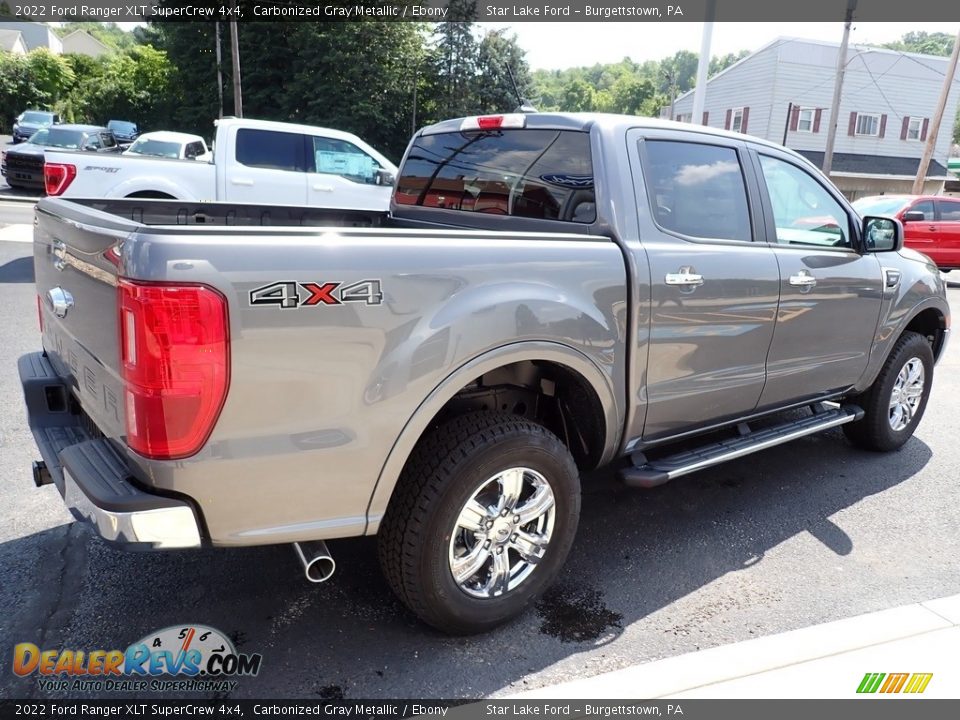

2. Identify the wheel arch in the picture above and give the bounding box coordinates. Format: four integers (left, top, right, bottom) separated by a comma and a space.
364, 341, 622, 534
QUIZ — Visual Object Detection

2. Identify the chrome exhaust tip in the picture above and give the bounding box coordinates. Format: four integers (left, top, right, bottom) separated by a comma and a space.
293, 540, 336, 583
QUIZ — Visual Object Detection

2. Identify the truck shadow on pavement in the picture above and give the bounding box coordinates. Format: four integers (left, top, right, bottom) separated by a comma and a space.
0, 257, 35, 283
0, 427, 933, 699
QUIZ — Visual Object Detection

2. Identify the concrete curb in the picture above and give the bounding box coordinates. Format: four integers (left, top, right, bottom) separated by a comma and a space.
509, 593, 960, 699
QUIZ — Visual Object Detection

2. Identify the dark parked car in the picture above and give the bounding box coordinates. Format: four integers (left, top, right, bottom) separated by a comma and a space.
106, 119, 140, 144
12, 110, 60, 143
1, 124, 121, 191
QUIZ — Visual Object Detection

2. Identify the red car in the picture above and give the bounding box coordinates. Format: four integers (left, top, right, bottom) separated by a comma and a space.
853, 195, 960, 271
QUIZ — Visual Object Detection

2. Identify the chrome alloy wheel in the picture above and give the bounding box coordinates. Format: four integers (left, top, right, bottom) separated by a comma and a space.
447, 467, 556, 599
889, 357, 925, 432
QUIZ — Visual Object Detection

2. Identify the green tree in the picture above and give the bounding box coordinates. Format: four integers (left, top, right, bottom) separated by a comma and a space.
429, 0, 479, 119
882, 32, 955, 57
709, 50, 749, 76
474, 29, 534, 113
561, 78, 596, 112
26, 49, 75, 107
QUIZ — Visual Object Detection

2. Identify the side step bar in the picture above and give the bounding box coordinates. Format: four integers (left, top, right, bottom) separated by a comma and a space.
621, 404, 864, 488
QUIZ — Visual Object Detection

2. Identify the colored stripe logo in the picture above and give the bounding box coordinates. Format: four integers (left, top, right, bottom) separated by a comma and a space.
857, 672, 933, 694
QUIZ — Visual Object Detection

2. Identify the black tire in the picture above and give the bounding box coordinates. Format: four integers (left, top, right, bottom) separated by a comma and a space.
378, 412, 581, 634
843, 331, 934, 451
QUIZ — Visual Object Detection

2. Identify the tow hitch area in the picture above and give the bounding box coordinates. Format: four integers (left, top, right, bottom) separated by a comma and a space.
32, 460, 52, 487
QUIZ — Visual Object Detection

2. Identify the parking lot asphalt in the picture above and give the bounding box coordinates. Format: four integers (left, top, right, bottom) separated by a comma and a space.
1, 234, 959, 700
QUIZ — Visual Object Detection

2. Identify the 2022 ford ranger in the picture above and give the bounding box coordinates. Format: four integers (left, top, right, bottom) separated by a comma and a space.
20, 113, 950, 633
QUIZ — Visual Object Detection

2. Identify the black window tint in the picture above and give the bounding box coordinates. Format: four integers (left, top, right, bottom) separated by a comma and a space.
643, 140, 752, 241
913, 200, 935, 221
940, 200, 960, 221
396, 129, 595, 223
759, 155, 850, 249
236, 129, 303, 171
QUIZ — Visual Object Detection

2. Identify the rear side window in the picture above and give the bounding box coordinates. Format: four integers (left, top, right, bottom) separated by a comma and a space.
396, 129, 596, 223
643, 140, 752, 241
236, 129, 303, 171
101, 132, 117, 149
940, 199, 960, 221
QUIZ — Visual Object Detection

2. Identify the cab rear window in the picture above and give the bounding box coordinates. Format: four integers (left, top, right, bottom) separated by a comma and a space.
395, 129, 596, 223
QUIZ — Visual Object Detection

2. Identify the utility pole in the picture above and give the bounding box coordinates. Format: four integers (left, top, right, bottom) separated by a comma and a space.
822, 0, 857, 177
215, 21, 224, 119
783, 102, 793, 145
229, 0, 243, 117
691, 0, 716, 125
912, 28, 960, 194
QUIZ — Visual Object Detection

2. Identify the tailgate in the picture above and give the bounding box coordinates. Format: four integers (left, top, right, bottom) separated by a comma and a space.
33, 198, 139, 441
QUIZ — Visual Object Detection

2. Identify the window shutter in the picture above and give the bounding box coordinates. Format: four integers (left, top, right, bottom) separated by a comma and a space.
741, 107, 750, 134
813, 109, 822, 133
921, 118, 930, 141
725, 109, 732, 130
702, 111, 709, 125
900, 116, 910, 140
848, 112, 857, 136
790, 106, 800, 131
879, 114, 887, 138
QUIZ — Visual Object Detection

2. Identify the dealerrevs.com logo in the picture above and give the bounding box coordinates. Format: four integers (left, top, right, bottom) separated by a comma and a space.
12, 625, 262, 693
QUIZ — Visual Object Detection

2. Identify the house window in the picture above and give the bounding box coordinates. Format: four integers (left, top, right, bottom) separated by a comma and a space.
855, 113, 881, 137
907, 117, 922, 141
675, 113, 692, 124
797, 108, 815, 133
731, 107, 745, 133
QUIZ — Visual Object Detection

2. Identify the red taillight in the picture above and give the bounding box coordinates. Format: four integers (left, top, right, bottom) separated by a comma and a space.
44, 163, 76, 196
37, 294, 44, 333
118, 280, 230, 459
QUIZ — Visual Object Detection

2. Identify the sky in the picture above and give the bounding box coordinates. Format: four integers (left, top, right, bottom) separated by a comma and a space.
480, 22, 956, 70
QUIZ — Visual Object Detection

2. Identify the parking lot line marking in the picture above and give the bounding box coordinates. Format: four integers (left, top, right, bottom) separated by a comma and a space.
0, 224, 32, 243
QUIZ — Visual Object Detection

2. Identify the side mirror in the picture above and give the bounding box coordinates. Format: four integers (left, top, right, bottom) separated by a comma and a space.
863, 216, 903, 253
902, 210, 925, 222
375, 168, 396, 187
83, 143, 98, 151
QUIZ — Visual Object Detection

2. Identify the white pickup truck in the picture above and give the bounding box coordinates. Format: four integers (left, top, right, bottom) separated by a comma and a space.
43, 117, 398, 212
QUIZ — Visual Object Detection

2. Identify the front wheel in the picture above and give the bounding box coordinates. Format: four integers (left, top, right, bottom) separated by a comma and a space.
843, 331, 934, 451
378, 412, 581, 634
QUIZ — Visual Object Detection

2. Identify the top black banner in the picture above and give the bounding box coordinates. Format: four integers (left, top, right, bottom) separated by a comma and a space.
1, 0, 958, 23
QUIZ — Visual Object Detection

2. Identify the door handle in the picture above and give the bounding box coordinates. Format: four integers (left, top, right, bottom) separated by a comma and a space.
789, 271, 817, 288
312, 184, 334, 192
665, 268, 704, 287
928, 225, 938, 232
230, 178, 254, 186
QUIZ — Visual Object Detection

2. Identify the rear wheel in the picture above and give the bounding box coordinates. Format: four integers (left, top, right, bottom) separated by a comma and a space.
843, 331, 933, 451
378, 412, 581, 634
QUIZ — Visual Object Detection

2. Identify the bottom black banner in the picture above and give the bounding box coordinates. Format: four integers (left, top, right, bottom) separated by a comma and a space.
1, 700, 959, 720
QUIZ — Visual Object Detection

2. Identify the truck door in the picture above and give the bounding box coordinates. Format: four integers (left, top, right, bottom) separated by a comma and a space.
935, 198, 960, 270
750, 149, 883, 408
226, 127, 308, 205
901, 198, 939, 264
627, 130, 780, 440
305, 135, 393, 211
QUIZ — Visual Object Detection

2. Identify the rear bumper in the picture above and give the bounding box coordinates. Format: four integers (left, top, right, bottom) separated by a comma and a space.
19, 352, 202, 549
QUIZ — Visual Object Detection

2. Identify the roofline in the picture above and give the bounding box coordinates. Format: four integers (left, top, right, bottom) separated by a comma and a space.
60, 29, 111, 51
674, 35, 957, 105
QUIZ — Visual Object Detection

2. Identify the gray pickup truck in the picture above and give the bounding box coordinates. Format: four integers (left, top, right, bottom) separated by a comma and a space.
20, 113, 950, 634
